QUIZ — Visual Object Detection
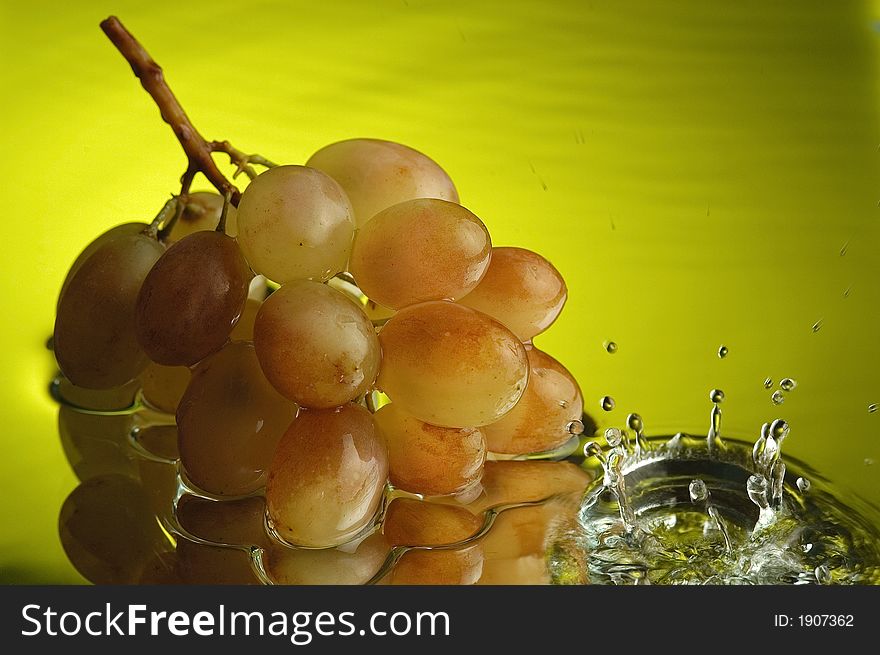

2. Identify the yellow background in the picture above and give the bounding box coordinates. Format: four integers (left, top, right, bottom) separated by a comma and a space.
1, 0, 879, 583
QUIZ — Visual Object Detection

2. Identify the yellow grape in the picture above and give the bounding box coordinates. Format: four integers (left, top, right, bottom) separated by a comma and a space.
253, 280, 380, 408
481, 347, 584, 454
140, 362, 191, 414
55, 232, 165, 388
176, 342, 297, 496
57, 222, 146, 310
458, 247, 567, 341
58, 406, 136, 482
349, 198, 491, 309
136, 231, 251, 366
266, 405, 387, 547
264, 533, 390, 585
235, 165, 354, 282
58, 474, 172, 584
229, 297, 262, 341
470, 460, 591, 512
376, 301, 529, 427
306, 138, 459, 226
166, 191, 238, 241
373, 403, 486, 496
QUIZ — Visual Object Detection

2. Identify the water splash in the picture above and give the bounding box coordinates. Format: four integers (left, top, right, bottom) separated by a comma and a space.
601, 396, 615, 411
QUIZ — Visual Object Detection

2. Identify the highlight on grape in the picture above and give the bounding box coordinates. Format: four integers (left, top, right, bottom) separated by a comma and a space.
51, 16, 594, 585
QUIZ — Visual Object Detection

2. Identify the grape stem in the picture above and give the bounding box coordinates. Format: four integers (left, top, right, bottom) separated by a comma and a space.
100, 16, 253, 205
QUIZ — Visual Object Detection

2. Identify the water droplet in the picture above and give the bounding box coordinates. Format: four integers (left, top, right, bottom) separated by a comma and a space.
626, 413, 643, 433
770, 419, 790, 441
567, 419, 585, 435
812, 319, 823, 333
689, 479, 709, 503
780, 378, 797, 392
763, 377, 773, 389
865, 458, 875, 467
771, 390, 785, 405
600, 396, 615, 411
869, 403, 878, 414
583, 441, 603, 459
797, 477, 811, 493
717, 345, 728, 359
709, 389, 724, 404
814, 565, 831, 585
802, 543, 813, 554
747, 474, 770, 510
604, 427, 623, 448
604, 340, 618, 354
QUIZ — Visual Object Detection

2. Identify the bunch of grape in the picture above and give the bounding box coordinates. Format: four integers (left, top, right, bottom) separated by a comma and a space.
54, 138, 593, 585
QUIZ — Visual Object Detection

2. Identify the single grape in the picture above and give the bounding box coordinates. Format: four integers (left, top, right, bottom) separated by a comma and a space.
229, 297, 262, 341
264, 532, 390, 585
306, 138, 459, 226
349, 198, 491, 309
481, 347, 584, 454
136, 230, 250, 366
458, 247, 567, 341
383, 499, 484, 585
176, 342, 297, 496
235, 165, 354, 283
57, 222, 147, 310
166, 191, 238, 241
470, 460, 592, 512
373, 403, 486, 496
58, 406, 136, 482
266, 404, 387, 547
377, 301, 529, 427
253, 280, 380, 408
140, 361, 191, 414
58, 474, 173, 584
54, 232, 165, 388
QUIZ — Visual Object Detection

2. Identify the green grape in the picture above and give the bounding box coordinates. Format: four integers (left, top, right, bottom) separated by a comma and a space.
136, 231, 250, 366
54, 232, 165, 388
373, 403, 486, 496
349, 198, 491, 309
235, 165, 354, 283
481, 347, 584, 454
165, 191, 238, 242
266, 404, 387, 547
253, 280, 380, 408
306, 138, 459, 226
376, 301, 529, 427
229, 297, 262, 341
458, 246, 567, 341
58, 474, 172, 584
264, 533, 390, 585
176, 342, 297, 496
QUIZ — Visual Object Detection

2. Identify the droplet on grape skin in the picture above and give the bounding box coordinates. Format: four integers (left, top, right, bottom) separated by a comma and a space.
165, 191, 238, 242
377, 301, 529, 427
253, 280, 381, 409
350, 198, 491, 310
266, 405, 388, 548
469, 460, 592, 512
58, 475, 172, 584
374, 403, 486, 496
236, 165, 355, 283
140, 362, 191, 414
481, 347, 583, 455
176, 342, 297, 496
306, 138, 459, 227
457, 247, 567, 341
264, 533, 390, 585
55, 232, 165, 389
136, 231, 251, 366
58, 406, 137, 482
57, 222, 147, 311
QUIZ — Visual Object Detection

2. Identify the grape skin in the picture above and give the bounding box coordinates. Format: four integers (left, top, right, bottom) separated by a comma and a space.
266, 404, 387, 547
166, 191, 238, 241
136, 231, 251, 367
253, 280, 380, 409
235, 165, 354, 283
306, 138, 459, 226
458, 246, 567, 341
140, 362, 191, 414
349, 198, 492, 310
55, 232, 165, 389
376, 301, 529, 427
